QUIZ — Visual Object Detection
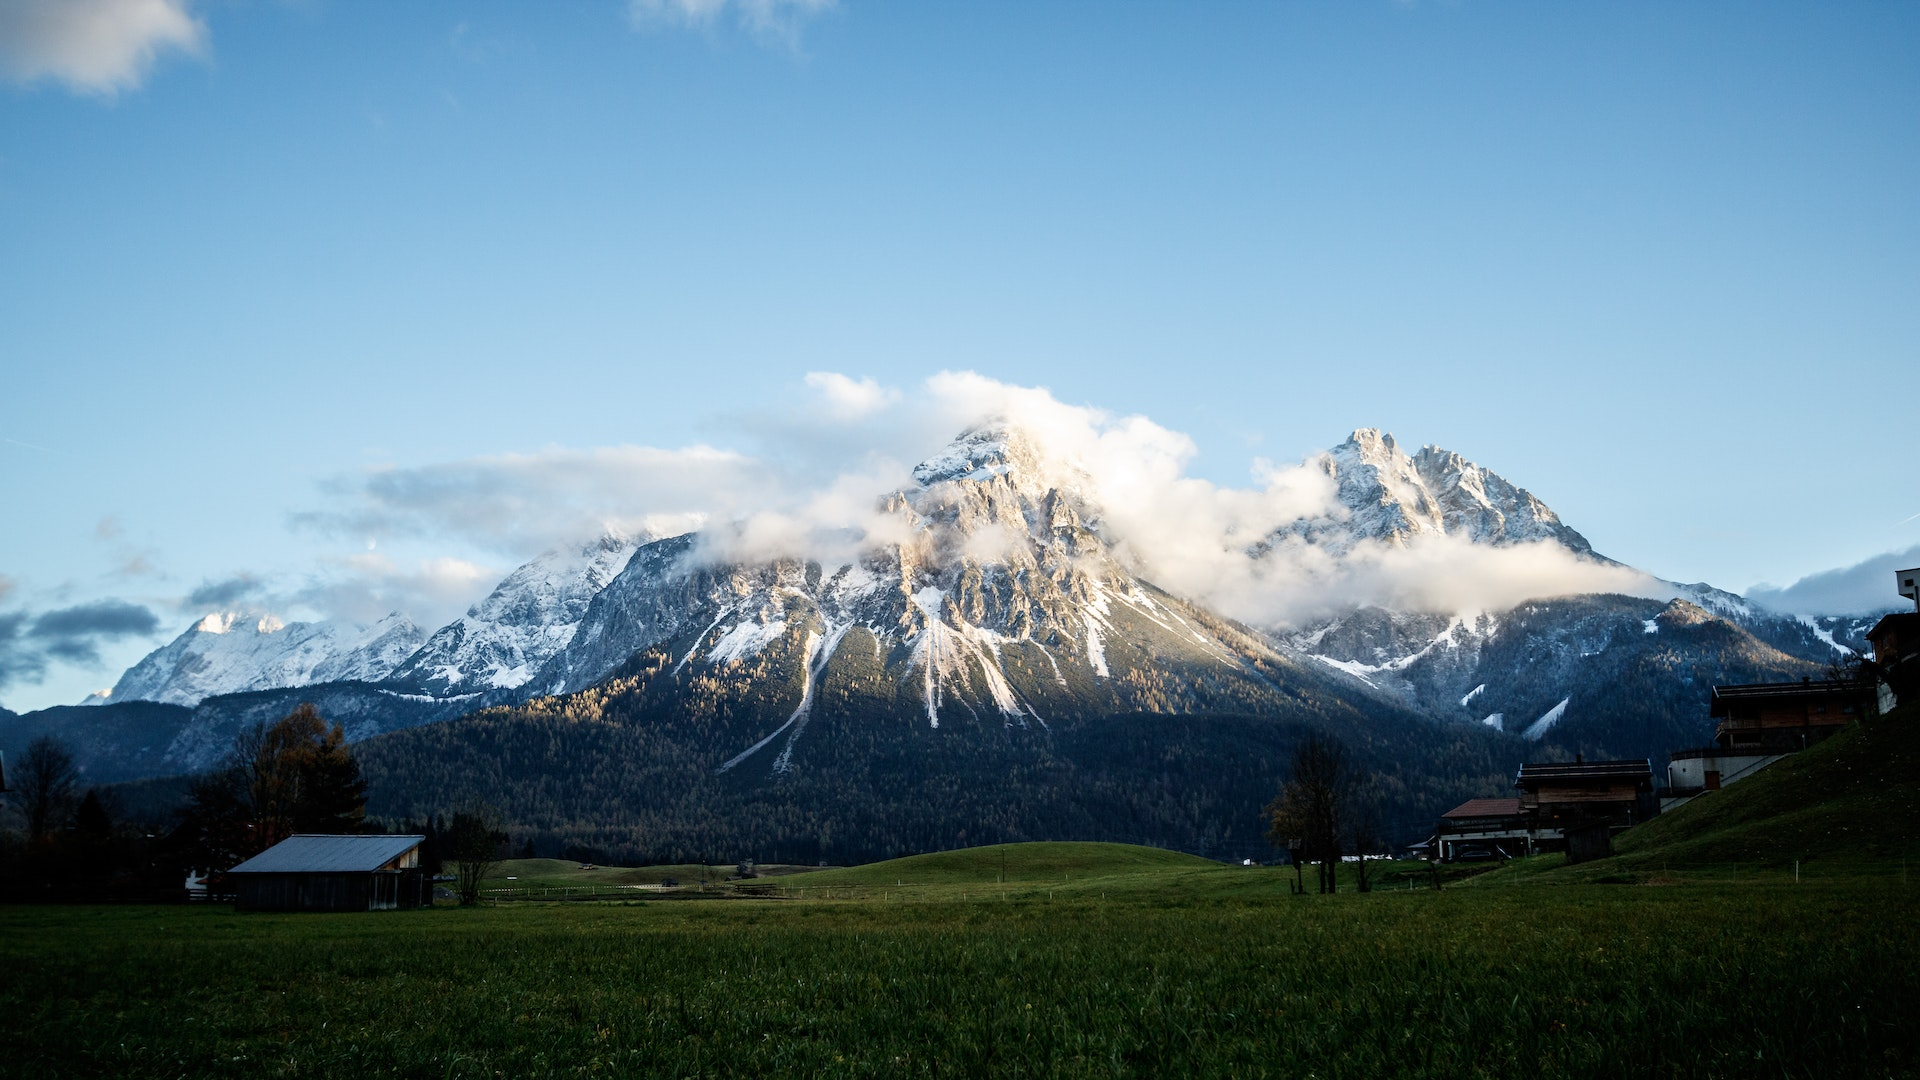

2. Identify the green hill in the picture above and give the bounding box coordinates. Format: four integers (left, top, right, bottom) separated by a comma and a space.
776, 841, 1219, 887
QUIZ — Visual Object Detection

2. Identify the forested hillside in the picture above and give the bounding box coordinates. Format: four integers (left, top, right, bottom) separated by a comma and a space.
355, 640, 1518, 866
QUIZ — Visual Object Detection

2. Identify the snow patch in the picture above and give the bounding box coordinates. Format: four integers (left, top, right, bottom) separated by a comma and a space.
1521, 698, 1570, 741
1085, 623, 1110, 678
706, 618, 788, 664
1799, 615, 1855, 656
1643, 619, 1659, 635
1460, 683, 1486, 708
1313, 655, 1379, 688
1481, 712, 1504, 731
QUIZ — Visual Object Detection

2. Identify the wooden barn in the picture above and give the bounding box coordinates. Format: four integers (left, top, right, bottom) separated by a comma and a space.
1433, 797, 1532, 861
227, 834, 430, 913
1514, 759, 1655, 863
1709, 679, 1858, 752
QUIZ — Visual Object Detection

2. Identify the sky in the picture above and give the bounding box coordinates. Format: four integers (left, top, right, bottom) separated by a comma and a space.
2, 0, 1917, 712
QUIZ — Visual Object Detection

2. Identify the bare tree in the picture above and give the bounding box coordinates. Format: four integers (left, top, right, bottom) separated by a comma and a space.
1267, 730, 1374, 891
1266, 732, 1352, 894
1347, 778, 1384, 893
445, 806, 507, 906
15, 735, 78, 843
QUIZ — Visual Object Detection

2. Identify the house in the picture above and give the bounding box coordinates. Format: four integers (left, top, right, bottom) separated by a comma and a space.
1514, 758, 1655, 863
1866, 566, 1920, 712
1432, 797, 1532, 861
1708, 679, 1858, 752
226, 834, 431, 913
1662, 747, 1785, 811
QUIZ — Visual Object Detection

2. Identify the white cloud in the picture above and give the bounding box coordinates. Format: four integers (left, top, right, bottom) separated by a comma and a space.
0, 0, 205, 95
298, 553, 498, 629
296, 444, 751, 558
804, 371, 899, 420
1748, 544, 1920, 616
891, 371, 1664, 627
627, 0, 835, 43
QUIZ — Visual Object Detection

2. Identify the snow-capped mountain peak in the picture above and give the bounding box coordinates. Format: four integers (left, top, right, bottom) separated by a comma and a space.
99, 610, 426, 708
1285, 428, 1596, 555
381, 529, 646, 696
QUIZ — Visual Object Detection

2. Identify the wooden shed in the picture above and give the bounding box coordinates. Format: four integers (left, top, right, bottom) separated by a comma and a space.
227, 834, 430, 912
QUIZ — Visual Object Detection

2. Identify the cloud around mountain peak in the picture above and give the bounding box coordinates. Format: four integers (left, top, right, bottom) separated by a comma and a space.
293, 372, 1663, 631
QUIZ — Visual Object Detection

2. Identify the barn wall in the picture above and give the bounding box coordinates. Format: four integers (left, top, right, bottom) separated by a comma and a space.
233, 871, 430, 912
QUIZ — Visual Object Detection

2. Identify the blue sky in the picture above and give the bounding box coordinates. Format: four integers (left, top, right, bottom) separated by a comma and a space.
2, 0, 1916, 711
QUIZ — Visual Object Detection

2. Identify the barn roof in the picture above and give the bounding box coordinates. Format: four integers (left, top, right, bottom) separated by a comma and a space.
1709, 680, 1856, 716
1514, 760, 1651, 784
228, 834, 424, 874
1441, 797, 1522, 820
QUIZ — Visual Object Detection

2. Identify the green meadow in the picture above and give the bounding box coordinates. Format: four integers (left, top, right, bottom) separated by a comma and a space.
2, 853, 1915, 1079
5, 711, 1915, 1078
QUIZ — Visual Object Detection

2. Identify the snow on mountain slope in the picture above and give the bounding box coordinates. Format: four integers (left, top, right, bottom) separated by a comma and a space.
382, 531, 642, 696
98, 611, 425, 708
531, 424, 1343, 775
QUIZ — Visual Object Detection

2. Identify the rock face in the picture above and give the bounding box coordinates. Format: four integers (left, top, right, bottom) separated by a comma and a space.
383, 531, 642, 697
1269, 428, 1596, 555
97, 611, 425, 708
1286, 595, 1832, 759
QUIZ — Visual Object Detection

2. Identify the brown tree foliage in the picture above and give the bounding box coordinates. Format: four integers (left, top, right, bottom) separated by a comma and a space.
185, 704, 367, 866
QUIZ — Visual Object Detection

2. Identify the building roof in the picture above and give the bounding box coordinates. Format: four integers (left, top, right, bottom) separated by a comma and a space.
1867, 611, 1920, 645
1515, 760, 1651, 784
228, 834, 424, 874
1441, 797, 1523, 819
1709, 680, 1856, 717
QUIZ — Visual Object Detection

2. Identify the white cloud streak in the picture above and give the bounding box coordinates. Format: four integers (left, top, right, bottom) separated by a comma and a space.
0, 0, 205, 94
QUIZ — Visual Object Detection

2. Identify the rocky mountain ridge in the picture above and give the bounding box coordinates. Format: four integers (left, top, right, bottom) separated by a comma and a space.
90, 611, 425, 709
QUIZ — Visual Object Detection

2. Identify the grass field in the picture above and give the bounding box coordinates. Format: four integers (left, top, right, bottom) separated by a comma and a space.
6, 709, 1915, 1077
3, 847, 1915, 1079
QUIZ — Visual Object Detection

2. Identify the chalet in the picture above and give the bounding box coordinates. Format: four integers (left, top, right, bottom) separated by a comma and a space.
1709, 679, 1858, 752
227, 834, 430, 913
1866, 572, 1919, 712
1514, 758, 1655, 863
1432, 797, 1530, 861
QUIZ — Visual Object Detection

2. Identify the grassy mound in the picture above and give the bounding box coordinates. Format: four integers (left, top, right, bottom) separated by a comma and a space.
1614, 700, 1918, 870
775, 841, 1219, 887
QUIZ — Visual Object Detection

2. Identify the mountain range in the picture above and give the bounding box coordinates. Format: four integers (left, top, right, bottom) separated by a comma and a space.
2, 425, 1865, 861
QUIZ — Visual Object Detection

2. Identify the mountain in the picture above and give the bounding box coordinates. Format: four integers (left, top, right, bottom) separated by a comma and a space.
1271, 430, 1838, 760
56, 422, 1853, 864
528, 424, 1377, 753
1289, 596, 1828, 762
383, 531, 642, 697
352, 426, 1517, 862
0, 700, 195, 785
1265, 428, 1597, 555
95, 611, 425, 708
